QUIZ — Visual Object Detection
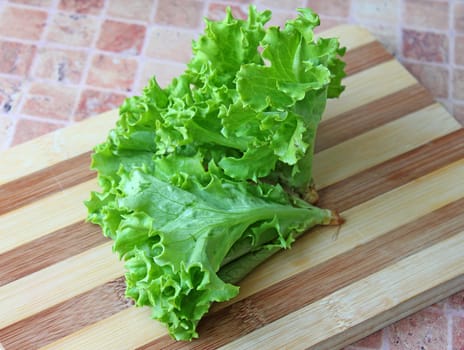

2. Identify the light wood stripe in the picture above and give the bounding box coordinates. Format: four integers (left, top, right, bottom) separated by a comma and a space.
315, 84, 434, 152
224, 231, 464, 350
0, 109, 117, 186
0, 152, 93, 216
318, 128, 464, 212
0, 221, 107, 286
40, 308, 165, 350
0, 242, 123, 329
29, 158, 464, 350
0, 277, 131, 350
313, 103, 461, 188
323, 60, 417, 121
0, 180, 97, 255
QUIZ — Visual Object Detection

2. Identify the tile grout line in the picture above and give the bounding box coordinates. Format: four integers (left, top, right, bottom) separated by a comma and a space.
445, 302, 453, 350
449, 0, 456, 116
11, 113, 69, 126
131, 0, 160, 96
381, 325, 391, 350
68, 0, 111, 123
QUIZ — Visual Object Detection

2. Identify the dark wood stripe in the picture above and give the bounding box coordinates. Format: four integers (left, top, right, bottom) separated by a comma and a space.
0, 221, 108, 287
344, 40, 393, 76
315, 84, 435, 153
139, 197, 464, 349
0, 151, 94, 216
318, 128, 464, 213
0, 277, 131, 350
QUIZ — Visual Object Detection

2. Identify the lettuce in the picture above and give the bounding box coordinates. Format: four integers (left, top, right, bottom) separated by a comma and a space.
86, 6, 345, 341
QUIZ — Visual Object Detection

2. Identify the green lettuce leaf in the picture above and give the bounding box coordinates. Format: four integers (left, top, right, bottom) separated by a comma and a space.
86, 5, 345, 341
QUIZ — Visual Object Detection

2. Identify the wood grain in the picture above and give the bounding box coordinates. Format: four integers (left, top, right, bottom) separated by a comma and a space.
0, 242, 123, 329
225, 231, 464, 350
0, 109, 117, 186
0, 25, 463, 350
0, 180, 97, 255
323, 60, 417, 120
0, 152, 93, 216
0, 221, 107, 286
12, 142, 460, 350
0, 277, 130, 350
343, 41, 393, 76
318, 127, 464, 212
315, 84, 434, 152
313, 103, 460, 188
214, 158, 464, 311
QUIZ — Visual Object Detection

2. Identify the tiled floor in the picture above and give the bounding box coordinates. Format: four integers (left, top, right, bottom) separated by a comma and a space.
0, 0, 463, 349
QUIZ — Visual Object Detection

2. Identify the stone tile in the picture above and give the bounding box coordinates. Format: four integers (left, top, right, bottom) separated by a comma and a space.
453, 68, 464, 100
0, 77, 23, 114
0, 115, 14, 150
403, 61, 449, 98
352, 0, 399, 24
12, 118, 64, 146
0, 41, 36, 77
107, 0, 154, 21
448, 290, 464, 311
21, 83, 78, 121
403, 0, 449, 30
32, 48, 87, 84
75, 89, 126, 121
456, 36, 464, 66
454, 104, 464, 125
96, 20, 146, 55
453, 316, 464, 350
86, 54, 138, 92
58, 0, 104, 15
307, 0, 351, 18
455, 3, 464, 33
0, 6, 47, 40
403, 29, 449, 63
254, 0, 305, 11
350, 330, 383, 349
388, 309, 448, 350
154, 0, 204, 29
9, 0, 52, 6
207, 3, 248, 21
46, 12, 99, 47
137, 60, 185, 91
145, 27, 196, 64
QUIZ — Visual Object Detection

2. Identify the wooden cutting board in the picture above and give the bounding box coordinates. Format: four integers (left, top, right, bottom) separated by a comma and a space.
1, 25, 463, 350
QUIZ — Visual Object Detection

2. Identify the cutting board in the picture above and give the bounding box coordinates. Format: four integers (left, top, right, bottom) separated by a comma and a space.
1, 25, 463, 350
